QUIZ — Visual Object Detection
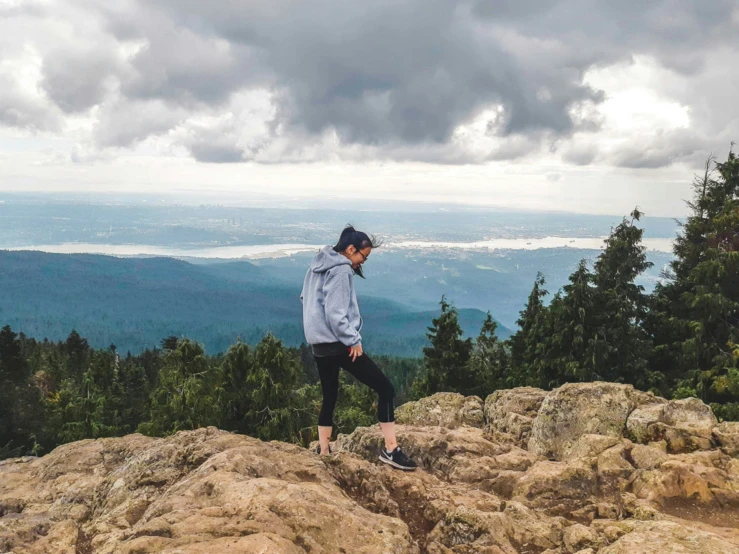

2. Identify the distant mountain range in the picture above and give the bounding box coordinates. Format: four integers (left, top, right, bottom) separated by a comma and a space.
0, 251, 511, 357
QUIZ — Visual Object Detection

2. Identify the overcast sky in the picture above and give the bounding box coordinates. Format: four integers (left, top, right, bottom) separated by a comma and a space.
1, 0, 737, 216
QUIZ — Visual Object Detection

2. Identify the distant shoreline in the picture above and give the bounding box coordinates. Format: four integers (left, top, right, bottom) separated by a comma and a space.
3, 236, 674, 259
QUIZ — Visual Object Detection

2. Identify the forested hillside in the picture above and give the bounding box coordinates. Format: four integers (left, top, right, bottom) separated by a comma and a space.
0, 329, 426, 459
1, 153, 737, 461
0, 251, 509, 357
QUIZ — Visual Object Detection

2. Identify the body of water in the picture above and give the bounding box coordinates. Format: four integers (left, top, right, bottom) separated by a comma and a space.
3, 236, 675, 259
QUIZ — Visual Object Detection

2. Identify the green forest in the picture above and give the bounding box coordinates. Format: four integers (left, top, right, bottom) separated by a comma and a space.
0, 250, 507, 358
1, 152, 737, 459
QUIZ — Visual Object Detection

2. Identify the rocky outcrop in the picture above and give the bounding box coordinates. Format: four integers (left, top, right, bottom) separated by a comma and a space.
484, 387, 547, 445
1, 382, 738, 553
715, 422, 739, 456
396, 392, 484, 429
597, 519, 739, 553
626, 397, 719, 453
528, 382, 657, 460
0, 429, 415, 554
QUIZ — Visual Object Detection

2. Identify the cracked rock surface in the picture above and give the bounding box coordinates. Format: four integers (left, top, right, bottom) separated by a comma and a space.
2, 382, 739, 553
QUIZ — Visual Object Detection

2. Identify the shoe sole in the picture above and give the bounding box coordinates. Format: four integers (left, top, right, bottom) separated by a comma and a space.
378, 455, 417, 471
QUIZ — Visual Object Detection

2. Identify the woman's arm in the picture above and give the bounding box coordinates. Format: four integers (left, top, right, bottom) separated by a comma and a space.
323, 267, 362, 347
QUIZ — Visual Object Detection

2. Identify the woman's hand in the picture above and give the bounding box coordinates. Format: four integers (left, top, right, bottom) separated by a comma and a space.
349, 343, 363, 362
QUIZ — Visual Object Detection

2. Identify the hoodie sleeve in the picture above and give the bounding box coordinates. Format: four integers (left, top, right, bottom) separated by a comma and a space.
323, 267, 362, 347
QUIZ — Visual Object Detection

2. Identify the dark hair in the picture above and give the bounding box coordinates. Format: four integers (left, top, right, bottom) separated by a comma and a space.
332, 224, 382, 279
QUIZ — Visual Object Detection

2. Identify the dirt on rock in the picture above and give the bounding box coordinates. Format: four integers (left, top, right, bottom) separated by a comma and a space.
1, 383, 738, 553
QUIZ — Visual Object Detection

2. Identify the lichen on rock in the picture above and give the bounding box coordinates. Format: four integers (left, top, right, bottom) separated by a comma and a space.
1, 383, 738, 553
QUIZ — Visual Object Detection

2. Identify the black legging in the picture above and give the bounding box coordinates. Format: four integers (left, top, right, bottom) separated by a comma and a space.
315, 352, 395, 426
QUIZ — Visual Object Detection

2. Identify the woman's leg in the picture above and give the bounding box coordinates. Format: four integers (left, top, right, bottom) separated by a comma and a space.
341, 353, 398, 451
315, 355, 341, 455
379, 422, 398, 452
318, 425, 333, 454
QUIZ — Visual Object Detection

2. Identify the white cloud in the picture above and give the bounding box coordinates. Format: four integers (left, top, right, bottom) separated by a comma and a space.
0, 0, 737, 217
0, 44, 62, 131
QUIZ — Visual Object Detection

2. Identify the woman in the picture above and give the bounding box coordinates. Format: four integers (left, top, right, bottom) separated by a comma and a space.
300, 225, 417, 471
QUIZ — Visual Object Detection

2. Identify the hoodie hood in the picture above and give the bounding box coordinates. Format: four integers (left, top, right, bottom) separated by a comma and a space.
311, 245, 352, 273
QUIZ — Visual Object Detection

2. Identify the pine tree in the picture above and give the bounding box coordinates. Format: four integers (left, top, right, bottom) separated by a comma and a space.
508, 273, 550, 387
412, 296, 473, 397
0, 325, 38, 456
108, 358, 150, 434
64, 329, 89, 382
591, 209, 655, 388
0, 326, 23, 446
545, 260, 597, 385
0, 325, 24, 377
218, 340, 253, 434
161, 336, 179, 352
138, 339, 219, 436
514, 212, 655, 390
59, 366, 115, 442
247, 333, 308, 442
649, 152, 739, 419
466, 313, 509, 396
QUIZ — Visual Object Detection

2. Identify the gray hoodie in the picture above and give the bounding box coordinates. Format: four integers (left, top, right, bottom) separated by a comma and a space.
300, 245, 363, 348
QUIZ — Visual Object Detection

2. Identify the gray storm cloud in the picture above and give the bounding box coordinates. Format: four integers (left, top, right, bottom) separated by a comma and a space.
0, 0, 737, 166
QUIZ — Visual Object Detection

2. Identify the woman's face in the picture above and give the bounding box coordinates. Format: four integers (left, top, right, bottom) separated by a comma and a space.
347, 246, 372, 269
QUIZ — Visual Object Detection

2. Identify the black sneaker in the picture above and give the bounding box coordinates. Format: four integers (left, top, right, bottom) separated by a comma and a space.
379, 446, 417, 471
315, 444, 332, 455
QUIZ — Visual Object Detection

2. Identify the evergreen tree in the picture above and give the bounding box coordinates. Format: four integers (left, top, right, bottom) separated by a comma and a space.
545, 260, 597, 385
137, 347, 165, 388
108, 358, 150, 434
218, 340, 253, 434
648, 152, 739, 419
508, 273, 549, 387
0, 325, 25, 377
161, 336, 179, 351
64, 329, 89, 382
412, 296, 473, 397
466, 313, 509, 396
513, 213, 654, 390
590, 209, 655, 388
58, 366, 116, 442
0, 325, 24, 445
0, 325, 39, 456
247, 333, 308, 442
138, 340, 219, 436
